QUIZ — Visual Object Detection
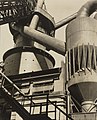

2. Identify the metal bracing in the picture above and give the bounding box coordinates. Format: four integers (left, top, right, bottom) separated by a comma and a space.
0, 68, 69, 120
46, 94, 74, 120
0, 70, 54, 120
8, 68, 61, 85
0, 0, 36, 25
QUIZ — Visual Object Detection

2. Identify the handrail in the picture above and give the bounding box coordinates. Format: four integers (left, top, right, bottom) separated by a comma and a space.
0, 71, 26, 97
0, 68, 73, 120
46, 94, 74, 120
0, 71, 35, 103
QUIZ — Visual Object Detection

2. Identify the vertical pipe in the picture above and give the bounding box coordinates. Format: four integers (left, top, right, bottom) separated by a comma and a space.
68, 50, 71, 79
88, 43, 92, 74
77, 45, 80, 75
29, 0, 44, 29
65, 53, 69, 81
82, 44, 86, 74
72, 47, 75, 77
93, 44, 96, 70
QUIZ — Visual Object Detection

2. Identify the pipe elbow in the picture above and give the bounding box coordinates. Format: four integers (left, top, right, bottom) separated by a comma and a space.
78, 0, 97, 17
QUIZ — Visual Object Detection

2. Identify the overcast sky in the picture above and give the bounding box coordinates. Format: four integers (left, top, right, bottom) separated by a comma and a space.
0, 0, 89, 66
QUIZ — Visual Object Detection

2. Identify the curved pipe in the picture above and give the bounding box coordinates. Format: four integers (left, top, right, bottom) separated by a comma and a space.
55, 12, 77, 30
78, 0, 97, 17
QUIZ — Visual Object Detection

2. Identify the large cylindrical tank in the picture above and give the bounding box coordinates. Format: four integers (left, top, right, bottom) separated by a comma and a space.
66, 3, 97, 112
66, 17, 97, 49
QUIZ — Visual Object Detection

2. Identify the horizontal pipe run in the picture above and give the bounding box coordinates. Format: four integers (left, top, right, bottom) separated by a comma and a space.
55, 12, 77, 30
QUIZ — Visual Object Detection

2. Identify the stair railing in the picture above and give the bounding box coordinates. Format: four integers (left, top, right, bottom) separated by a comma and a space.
46, 94, 74, 120
0, 70, 35, 113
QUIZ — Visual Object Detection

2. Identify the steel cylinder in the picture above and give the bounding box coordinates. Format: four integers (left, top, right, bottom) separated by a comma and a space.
3, 47, 55, 76
66, 17, 97, 50
66, 16, 97, 112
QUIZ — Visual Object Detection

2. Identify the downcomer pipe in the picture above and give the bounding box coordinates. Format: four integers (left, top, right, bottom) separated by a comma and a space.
77, 0, 97, 17
11, 25, 65, 55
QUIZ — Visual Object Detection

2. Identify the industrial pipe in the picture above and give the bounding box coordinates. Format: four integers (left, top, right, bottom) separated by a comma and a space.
24, 27, 65, 55
77, 0, 97, 17
11, 25, 65, 55
29, 0, 44, 29
55, 12, 77, 30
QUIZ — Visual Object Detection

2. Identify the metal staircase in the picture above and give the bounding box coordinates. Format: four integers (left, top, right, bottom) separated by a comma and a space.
0, 69, 73, 120
0, 70, 52, 120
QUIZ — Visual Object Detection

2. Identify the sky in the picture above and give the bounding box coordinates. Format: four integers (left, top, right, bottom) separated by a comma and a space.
0, 0, 89, 67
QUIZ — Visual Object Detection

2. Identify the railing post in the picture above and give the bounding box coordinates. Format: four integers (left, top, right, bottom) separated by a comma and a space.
48, 98, 73, 120
55, 101, 57, 120
66, 90, 70, 120
11, 87, 15, 97
46, 94, 49, 117
0, 69, 4, 88
0, 77, 5, 88
40, 103, 42, 114
30, 97, 32, 114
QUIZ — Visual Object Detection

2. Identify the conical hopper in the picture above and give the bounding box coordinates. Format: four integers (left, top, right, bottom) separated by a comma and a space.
68, 70, 97, 112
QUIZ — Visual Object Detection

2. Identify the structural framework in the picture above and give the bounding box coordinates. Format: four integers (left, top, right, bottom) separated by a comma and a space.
0, 0, 97, 120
